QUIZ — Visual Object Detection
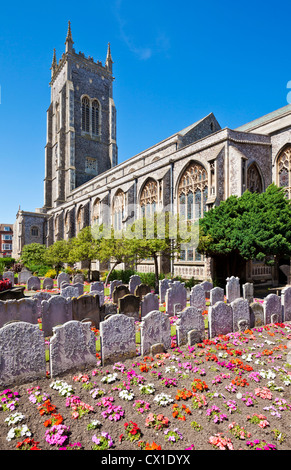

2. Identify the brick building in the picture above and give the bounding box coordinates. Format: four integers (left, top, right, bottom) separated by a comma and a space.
0, 224, 13, 258
12, 23, 291, 285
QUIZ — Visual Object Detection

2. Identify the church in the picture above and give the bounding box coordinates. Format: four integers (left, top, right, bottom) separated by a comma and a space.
12, 23, 291, 286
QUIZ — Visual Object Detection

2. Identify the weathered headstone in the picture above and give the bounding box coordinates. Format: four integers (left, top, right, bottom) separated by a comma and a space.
174, 303, 183, 315
112, 284, 130, 304
118, 294, 140, 320
129, 275, 141, 294
27, 276, 41, 291
263, 293, 282, 325
72, 294, 101, 328
50, 320, 96, 378
57, 272, 70, 289
226, 276, 240, 303
0, 321, 46, 387
3, 271, 14, 287
60, 285, 79, 300
249, 301, 264, 327
176, 306, 205, 346
109, 280, 122, 298
231, 298, 250, 332
165, 281, 187, 316
189, 284, 205, 310
72, 282, 84, 296
90, 281, 104, 306
0, 298, 38, 328
200, 280, 213, 298
72, 273, 85, 284
101, 302, 118, 321
159, 278, 172, 303
242, 283, 254, 304
135, 283, 151, 300
32, 292, 51, 317
18, 268, 32, 285
41, 295, 73, 337
140, 310, 171, 356
43, 277, 54, 290
210, 287, 224, 305
141, 292, 159, 318
208, 301, 233, 338
281, 286, 291, 322
188, 329, 203, 346
100, 314, 136, 365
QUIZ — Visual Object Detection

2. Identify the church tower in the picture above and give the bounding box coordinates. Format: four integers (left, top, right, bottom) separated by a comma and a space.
44, 22, 117, 209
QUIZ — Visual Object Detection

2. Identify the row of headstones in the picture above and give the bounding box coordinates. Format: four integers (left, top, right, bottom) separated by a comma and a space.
0, 304, 205, 388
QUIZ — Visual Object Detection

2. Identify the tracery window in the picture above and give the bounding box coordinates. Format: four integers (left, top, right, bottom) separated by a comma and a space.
92, 100, 100, 135
31, 226, 39, 237
113, 190, 125, 231
178, 162, 208, 221
247, 163, 263, 193
277, 146, 291, 199
81, 97, 90, 133
76, 206, 83, 233
178, 162, 208, 262
92, 198, 100, 225
140, 179, 158, 217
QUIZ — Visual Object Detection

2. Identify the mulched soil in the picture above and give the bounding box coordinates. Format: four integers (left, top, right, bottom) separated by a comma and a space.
0, 319, 291, 453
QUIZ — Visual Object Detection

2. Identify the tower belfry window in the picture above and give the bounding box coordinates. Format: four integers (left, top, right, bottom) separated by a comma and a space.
82, 96, 90, 133
92, 100, 99, 135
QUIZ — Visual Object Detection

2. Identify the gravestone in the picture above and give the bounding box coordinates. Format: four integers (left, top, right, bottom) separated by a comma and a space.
72, 273, 85, 284
242, 283, 254, 304
141, 292, 159, 318
249, 301, 264, 327
188, 329, 203, 346
174, 303, 183, 315
101, 302, 118, 321
263, 293, 282, 325
32, 292, 51, 317
3, 271, 14, 287
100, 314, 136, 365
226, 276, 240, 303
27, 276, 41, 291
118, 294, 140, 320
57, 272, 70, 289
281, 286, 291, 322
208, 301, 233, 339
165, 281, 187, 316
176, 306, 205, 346
72, 294, 101, 328
200, 281, 213, 298
50, 320, 96, 378
159, 278, 172, 303
231, 298, 250, 332
129, 275, 141, 294
43, 277, 54, 290
0, 321, 46, 387
0, 298, 38, 328
18, 268, 32, 285
135, 283, 151, 300
140, 310, 171, 356
210, 287, 224, 305
60, 285, 79, 300
72, 282, 84, 296
109, 280, 122, 298
189, 284, 205, 310
112, 284, 130, 304
90, 281, 104, 306
41, 295, 73, 337
60, 281, 70, 289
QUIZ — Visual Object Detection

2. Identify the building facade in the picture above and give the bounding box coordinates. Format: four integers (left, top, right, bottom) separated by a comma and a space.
0, 224, 13, 258
12, 24, 291, 285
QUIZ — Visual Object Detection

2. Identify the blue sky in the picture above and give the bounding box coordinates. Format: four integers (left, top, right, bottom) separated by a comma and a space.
1, 0, 291, 224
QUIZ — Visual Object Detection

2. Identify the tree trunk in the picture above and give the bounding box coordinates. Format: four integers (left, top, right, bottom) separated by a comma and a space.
105, 260, 119, 286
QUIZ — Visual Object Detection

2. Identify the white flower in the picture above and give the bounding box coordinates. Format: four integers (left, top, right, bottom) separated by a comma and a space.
6, 425, 31, 441
153, 393, 173, 406
119, 389, 134, 400
5, 412, 25, 426
101, 373, 118, 383
139, 383, 155, 394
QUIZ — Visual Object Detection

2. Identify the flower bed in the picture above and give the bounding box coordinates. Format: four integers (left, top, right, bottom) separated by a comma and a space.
0, 320, 291, 450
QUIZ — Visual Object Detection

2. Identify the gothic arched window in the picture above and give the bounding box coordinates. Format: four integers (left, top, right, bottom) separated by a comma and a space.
113, 190, 125, 231
92, 198, 100, 225
277, 146, 291, 199
140, 179, 158, 217
81, 97, 90, 133
76, 206, 83, 233
178, 162, 208, 221
178, 162, 208, 262
247, 163, 263, 193
92, 100, 100, 136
